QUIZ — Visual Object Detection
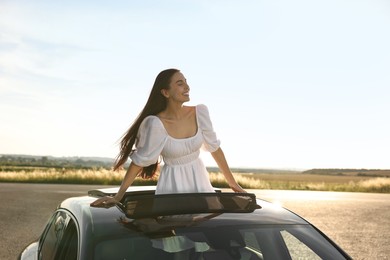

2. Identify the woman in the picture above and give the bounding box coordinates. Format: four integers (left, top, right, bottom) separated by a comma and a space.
91, 68, 245, 208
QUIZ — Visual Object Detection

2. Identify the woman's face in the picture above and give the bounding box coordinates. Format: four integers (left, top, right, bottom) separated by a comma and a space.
163, 72, 190, 103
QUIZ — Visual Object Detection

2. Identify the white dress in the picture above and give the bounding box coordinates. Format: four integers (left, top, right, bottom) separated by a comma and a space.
130, 104, 220, 194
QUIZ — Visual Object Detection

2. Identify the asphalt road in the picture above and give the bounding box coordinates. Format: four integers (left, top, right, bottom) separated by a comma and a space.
1, 183, 389, 260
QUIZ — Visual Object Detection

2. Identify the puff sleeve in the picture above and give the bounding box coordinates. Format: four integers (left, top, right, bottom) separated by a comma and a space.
197, 104, 221, 152
130, 116, 167, 167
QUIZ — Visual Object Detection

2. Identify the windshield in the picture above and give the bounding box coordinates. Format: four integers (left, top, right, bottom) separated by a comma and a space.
93, 224, 347, 260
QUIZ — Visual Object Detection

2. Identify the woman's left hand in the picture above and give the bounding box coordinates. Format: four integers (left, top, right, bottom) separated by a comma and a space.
230, 183, 247, 193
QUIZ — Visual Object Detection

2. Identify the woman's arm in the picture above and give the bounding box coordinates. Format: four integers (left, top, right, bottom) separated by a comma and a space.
90, 162, 143, 207
211, 147, 246, 193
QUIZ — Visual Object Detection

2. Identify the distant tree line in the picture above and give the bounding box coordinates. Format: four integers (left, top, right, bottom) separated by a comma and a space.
0, 155, 115, 169
303, 168, 390, 177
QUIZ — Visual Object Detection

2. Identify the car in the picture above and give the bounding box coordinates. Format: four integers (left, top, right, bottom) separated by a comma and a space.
19, 186, 352, 260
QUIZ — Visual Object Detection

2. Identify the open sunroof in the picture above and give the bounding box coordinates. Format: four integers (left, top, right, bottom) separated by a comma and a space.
117, 192, 260, 219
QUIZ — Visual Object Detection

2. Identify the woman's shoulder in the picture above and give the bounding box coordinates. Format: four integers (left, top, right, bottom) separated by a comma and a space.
195, 104, 208, 109
140, 115, 164, 129
195, 104, 210, 115
182, 104, 208, 109
179, 104, 210, 120
195, 104, 214, 128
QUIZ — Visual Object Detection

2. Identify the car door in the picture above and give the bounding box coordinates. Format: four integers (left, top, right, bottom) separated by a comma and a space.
38, 210, 78, 260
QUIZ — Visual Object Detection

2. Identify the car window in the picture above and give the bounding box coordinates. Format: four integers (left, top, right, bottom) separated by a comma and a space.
281, 230, 321, 259
93, 224, 347, 260
39, 211, 65, 260
55, 219, 78, 260
39, 211, 78, 260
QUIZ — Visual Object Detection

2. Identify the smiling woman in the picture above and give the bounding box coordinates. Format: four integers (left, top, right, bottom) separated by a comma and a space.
90, 69, 245, 208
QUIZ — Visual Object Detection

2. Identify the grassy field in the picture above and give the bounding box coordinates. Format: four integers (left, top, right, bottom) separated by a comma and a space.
1, 166, 389, 193
229, 172, 390, 192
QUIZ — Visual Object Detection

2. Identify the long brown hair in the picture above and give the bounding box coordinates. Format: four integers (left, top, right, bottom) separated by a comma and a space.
113, 68, 180, 178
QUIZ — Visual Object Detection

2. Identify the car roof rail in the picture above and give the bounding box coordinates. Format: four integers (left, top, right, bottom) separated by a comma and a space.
88, 187, 155, 198
119, 192, 260, 219
88, 186, 222, 198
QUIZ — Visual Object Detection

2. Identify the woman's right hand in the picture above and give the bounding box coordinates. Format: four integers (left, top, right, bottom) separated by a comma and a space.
90, 196, 119, 208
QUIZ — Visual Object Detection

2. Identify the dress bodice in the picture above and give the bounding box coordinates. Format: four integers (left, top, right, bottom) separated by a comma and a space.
160, 131, 203, 166
129, 104, 220, 194
130, 104, 220, 167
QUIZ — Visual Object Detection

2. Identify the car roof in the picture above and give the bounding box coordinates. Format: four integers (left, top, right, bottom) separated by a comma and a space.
59, 186, 308, 238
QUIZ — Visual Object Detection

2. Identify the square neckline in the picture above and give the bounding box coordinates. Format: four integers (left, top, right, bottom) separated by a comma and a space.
154, 105, 200, 140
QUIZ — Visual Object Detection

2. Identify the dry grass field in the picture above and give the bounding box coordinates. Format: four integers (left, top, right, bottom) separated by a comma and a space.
1, 167, 389, 193
217, 173, 389, 192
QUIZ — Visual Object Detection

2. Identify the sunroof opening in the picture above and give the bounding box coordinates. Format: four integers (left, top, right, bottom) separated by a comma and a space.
118, 193, 260, 219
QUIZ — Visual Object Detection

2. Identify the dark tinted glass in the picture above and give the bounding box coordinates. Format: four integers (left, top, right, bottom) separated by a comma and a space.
55, 220, 78, 260
39, 212, 67, 260
120, 193, 259, 218
94, 224, 348, 260
39, 211, 78, 260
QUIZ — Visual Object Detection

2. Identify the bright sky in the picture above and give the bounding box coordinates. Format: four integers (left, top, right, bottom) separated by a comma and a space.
1, 0, 389, 170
